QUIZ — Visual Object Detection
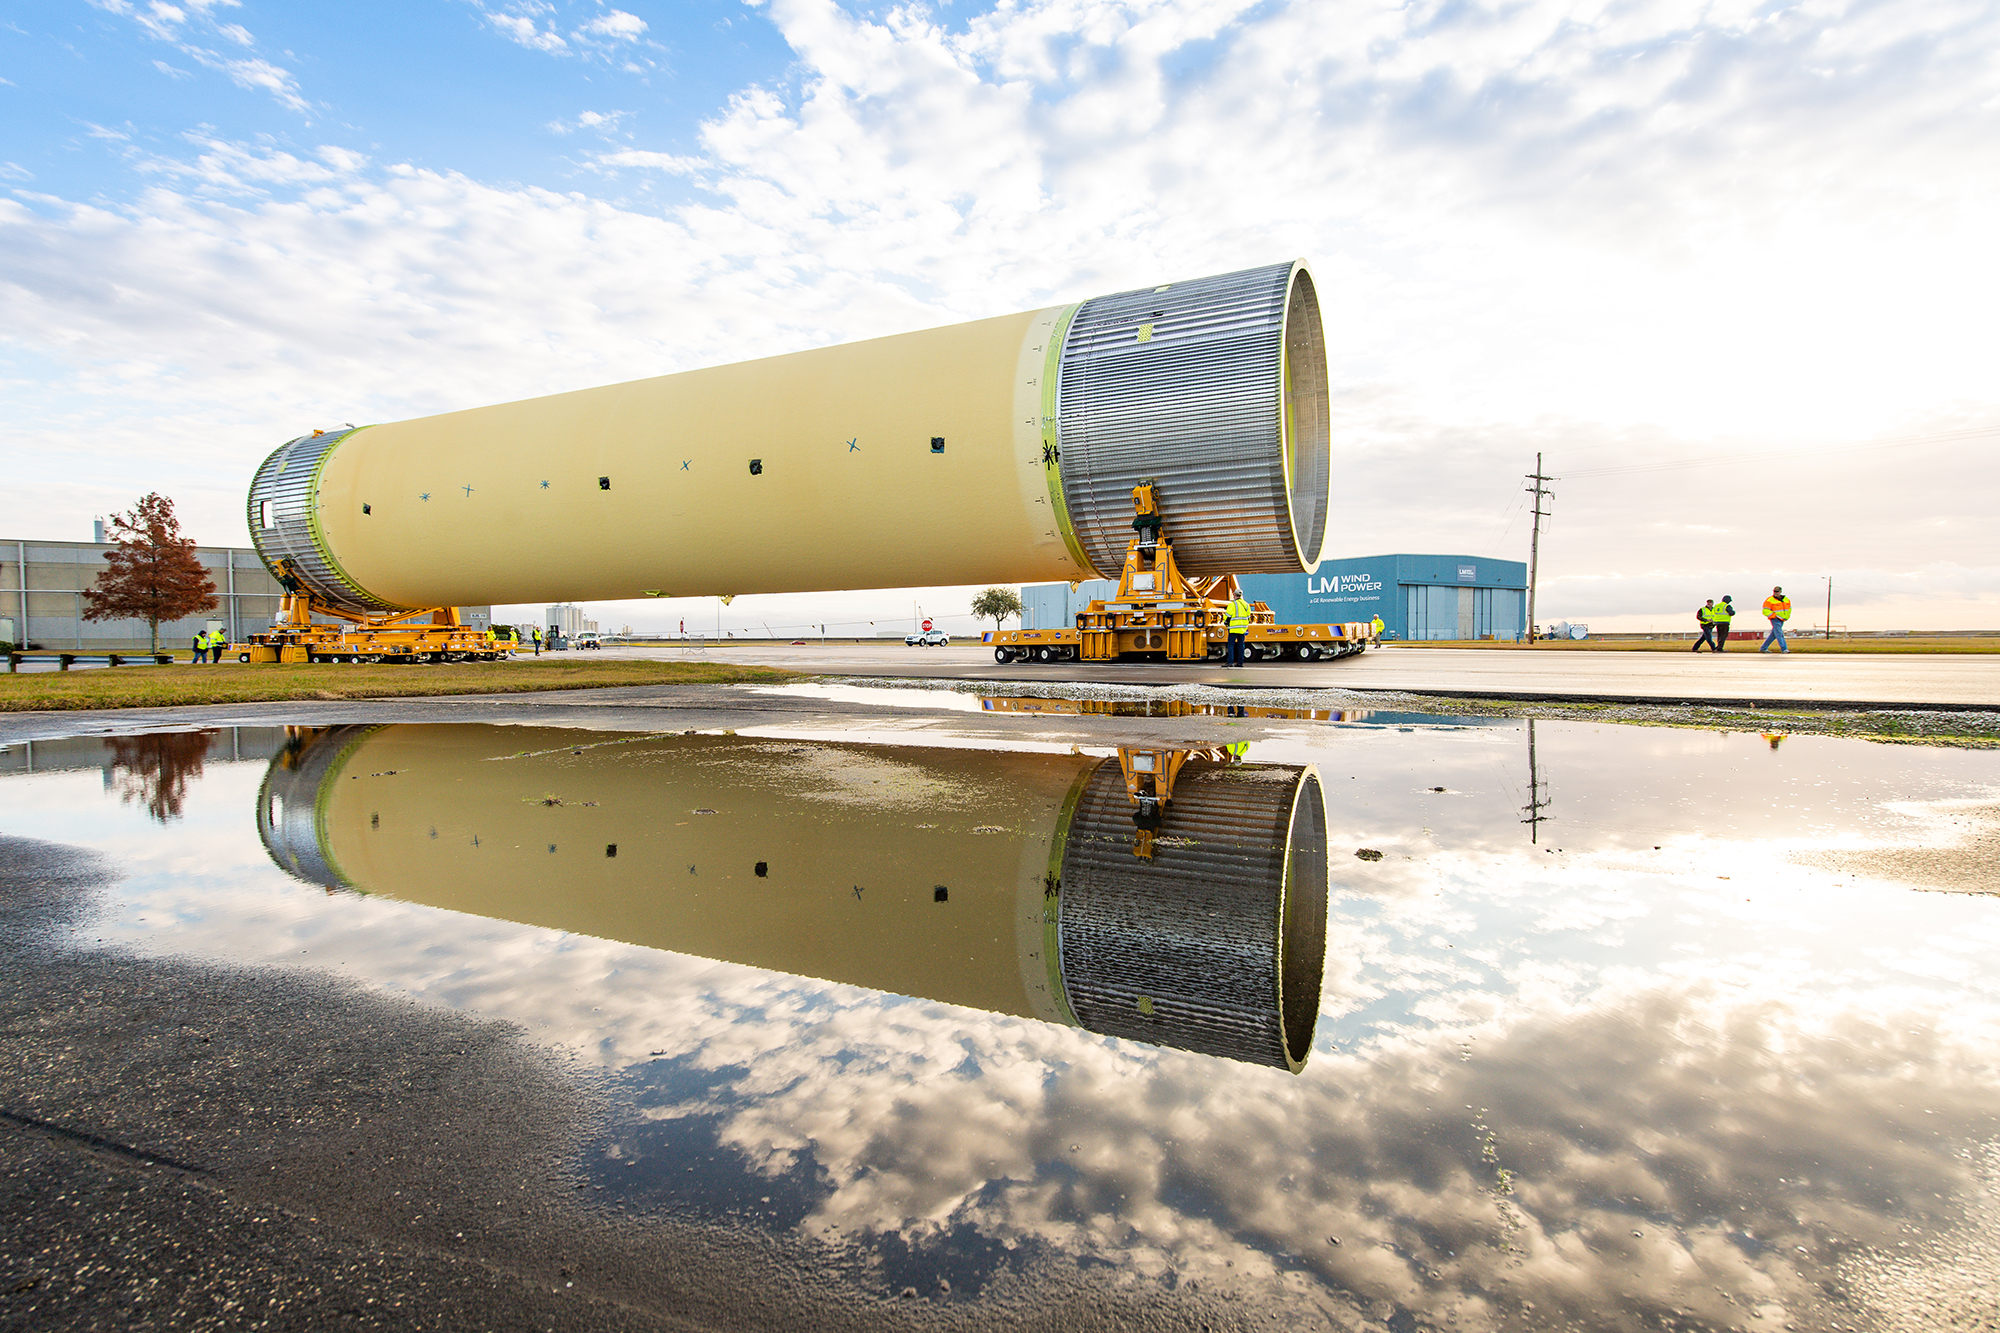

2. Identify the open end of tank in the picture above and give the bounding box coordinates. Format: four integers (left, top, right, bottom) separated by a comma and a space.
1053, 260, 1337, 578
1281, 269, 1332, 572
1278, 769, 1329, 1070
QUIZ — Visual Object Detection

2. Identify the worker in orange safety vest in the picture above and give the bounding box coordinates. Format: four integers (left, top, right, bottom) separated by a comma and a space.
1760, 586, 1792, 653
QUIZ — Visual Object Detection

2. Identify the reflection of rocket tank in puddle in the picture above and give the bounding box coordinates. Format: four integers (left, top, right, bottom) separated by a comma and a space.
260, 726, 1328, 1071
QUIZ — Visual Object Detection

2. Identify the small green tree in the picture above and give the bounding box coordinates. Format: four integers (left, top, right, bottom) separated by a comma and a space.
82, 493, 218, 653
970, 587, 1024, 634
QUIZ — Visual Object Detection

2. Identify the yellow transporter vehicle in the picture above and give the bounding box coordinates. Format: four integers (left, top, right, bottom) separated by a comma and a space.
230, 555, 507, 664
989, 486, 1376, 665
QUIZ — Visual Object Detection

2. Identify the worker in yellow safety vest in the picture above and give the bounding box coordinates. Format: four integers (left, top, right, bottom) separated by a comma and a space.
1711, 595, 1737, 651
1225, 593, 1252, 667
1370, 614, 1385, 639
1692, 599, 1718, 652
1759, 586, 1792, 654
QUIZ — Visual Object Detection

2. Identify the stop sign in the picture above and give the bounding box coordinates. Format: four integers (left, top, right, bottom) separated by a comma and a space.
922, 618, 934, 632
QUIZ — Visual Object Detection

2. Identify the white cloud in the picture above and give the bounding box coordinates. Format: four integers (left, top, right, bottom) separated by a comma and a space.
191, 52, 309, 112
88, 0, 308, 113
548, 108, 630, 135
484, 9, 568, 53
472, 1, 654, 57
589, 148, 700, 173
579, 9, 645, 41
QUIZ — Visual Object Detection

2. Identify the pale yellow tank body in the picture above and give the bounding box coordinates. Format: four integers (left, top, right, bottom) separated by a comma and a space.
312, 310, 1075, 609
246, 261, 1332, 613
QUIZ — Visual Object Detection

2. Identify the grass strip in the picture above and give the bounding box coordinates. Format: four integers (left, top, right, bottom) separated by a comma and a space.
0, 660, 798, 712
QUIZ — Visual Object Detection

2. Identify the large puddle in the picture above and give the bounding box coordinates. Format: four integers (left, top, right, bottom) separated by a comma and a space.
4, 719, 1998, 1329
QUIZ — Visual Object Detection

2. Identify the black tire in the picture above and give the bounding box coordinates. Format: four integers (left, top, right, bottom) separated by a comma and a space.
1296, 643, 1317, 662
994, 647, 1013, 663
1035, 646, 1054, 664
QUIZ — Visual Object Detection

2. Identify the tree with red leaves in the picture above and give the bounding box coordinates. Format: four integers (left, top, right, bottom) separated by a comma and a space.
82, 493, 218, 653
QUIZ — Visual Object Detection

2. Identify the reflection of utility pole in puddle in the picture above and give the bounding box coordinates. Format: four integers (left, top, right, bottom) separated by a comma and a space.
1521, 718, 1553, 844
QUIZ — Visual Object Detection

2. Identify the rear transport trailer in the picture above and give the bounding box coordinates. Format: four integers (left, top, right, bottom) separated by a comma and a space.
988, 510, 1374, 665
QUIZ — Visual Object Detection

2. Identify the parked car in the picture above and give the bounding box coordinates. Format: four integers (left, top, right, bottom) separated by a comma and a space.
905, 629, 950, 646
572, 632, 603, 650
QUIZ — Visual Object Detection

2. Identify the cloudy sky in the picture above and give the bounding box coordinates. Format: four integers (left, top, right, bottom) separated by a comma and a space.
4, 0, 1997, 632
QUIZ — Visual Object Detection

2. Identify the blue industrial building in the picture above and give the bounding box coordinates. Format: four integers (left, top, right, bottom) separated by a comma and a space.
1022, 554, 1528, 641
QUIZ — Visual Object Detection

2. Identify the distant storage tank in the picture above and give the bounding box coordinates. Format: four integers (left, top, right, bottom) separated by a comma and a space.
258, 725, 1330, 1071
246, 261, 1330, 612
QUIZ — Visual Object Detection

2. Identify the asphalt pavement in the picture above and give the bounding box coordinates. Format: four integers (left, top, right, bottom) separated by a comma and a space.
559, 642, 2000, 710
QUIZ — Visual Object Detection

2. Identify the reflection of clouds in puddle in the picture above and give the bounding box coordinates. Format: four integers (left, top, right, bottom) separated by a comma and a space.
83, 849, 2000, 1328
738, 682, 989, 713
16, 719, 2000, 1329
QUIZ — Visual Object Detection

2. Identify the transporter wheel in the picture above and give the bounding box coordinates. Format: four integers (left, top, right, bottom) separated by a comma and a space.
237, 652, 250, 663
994, 647, 1013, 663
1296, 643, 1318, 662
1035, 646, 1055, 664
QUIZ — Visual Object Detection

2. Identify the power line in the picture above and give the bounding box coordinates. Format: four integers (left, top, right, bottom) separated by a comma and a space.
1562, 424, 1998, 480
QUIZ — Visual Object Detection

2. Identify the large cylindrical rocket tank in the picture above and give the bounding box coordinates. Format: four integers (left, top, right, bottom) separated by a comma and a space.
246, 261, 1331, 611
258, 725, 1329, 1070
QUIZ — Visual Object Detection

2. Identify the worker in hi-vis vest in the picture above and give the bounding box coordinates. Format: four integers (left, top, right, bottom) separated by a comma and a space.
1692, 599, 1718, 652
1371, 614, 1385, 639
1225, 593, 1253, 667
1711, 595, 1737, 651
1760, 586, 1792, 654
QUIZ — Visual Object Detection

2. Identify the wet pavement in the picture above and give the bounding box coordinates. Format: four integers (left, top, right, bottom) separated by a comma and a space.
564, 642, 2000, 709
3, 697, 1999, 1332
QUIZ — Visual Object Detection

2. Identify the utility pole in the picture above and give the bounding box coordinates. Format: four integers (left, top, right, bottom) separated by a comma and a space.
1521, 718, 1552, 843
1825, 575, 1833, 640
1525, 453, 1554, 643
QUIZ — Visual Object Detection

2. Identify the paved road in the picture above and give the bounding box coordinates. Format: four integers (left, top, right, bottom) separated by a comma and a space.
561, 642, 2000, 709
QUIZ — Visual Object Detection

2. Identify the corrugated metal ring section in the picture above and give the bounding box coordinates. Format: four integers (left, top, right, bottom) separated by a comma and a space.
1055, 759, 1327, 1071
256, 725, 375, 890
1056, 260, 1331, 578
246, 428, 399, 613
